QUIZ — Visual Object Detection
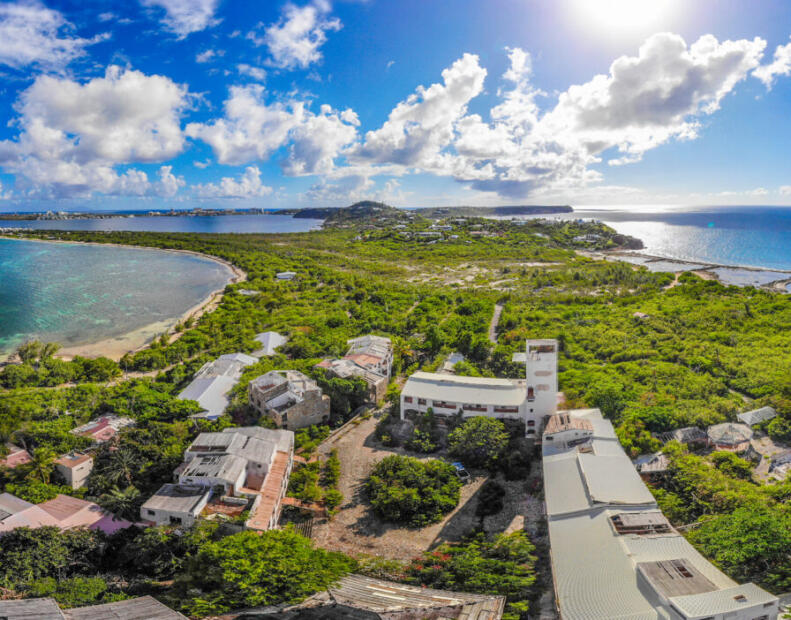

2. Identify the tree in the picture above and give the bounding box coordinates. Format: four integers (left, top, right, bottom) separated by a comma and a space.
448, 417, 509, 468
177, 528, 354, 614
407, 531, 537, 618
98, 486, 141, 521
29, 447, 56, 483
366, 455, 461, 527
687, 506, 791, 592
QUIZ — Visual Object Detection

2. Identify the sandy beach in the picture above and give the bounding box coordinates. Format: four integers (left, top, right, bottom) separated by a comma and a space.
0, 235, 246, 362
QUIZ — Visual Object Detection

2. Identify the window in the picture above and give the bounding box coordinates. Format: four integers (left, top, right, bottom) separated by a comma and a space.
147, 509, 156, 516
418, 398, 427, 405
527, 387, 535, 401
527, 420, 535, 426
545, 435, 553, 441
404, 396, 413, 403
169, 516, 183, 525
527, 430, 535, 435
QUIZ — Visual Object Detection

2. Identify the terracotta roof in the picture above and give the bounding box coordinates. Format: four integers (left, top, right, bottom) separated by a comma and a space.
246, 450, 290, 531
54, 453, 92, 469
0, 444, 33, 469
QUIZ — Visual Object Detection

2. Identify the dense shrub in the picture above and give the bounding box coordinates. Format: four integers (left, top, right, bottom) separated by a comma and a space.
448, 417, 509, 468
176, 529, 354, 615
476, 480, 506, 517
366, 455, 461, 527
407, 531, 537, 619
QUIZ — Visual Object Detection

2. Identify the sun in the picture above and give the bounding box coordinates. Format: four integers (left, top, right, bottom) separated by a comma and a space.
571, 0, 678, 33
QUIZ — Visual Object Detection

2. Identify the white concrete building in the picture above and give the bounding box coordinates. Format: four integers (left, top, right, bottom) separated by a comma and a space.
54, 453, 93, 490
142, 427, 294, 531
345, 335, 393, 380
140, 484, 212, 527
400, 339, 558, 436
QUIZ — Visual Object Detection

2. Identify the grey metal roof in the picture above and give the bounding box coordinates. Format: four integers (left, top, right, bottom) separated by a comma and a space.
253, 332, 288, 356
578, 453, 656, 506
223, 426, 294, 454
179, 375, 237, 420
543, 453, 592, 517
141, 484, 211, 514
401, 371, 526, 406
543, 408, 778, 620
0, 598, 64, 619
64, 596, 187, 619
707, 422, 753, 445
669, 583, 778, 617
319, 358, 385, 386
737, 406, 777, 426
189, 431, 276, 466
181, 453, 246, 483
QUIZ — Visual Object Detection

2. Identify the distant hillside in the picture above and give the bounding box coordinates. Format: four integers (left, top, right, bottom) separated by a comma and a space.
291, 202, 573, 222
293, 201, 407, 223
414, 205, 572, 218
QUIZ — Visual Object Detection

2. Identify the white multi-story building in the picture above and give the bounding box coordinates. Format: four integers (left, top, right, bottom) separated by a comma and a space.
400, 339, 558, 436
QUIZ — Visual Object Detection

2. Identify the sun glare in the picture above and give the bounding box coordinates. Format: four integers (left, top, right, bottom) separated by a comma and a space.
572, 0, 678, 33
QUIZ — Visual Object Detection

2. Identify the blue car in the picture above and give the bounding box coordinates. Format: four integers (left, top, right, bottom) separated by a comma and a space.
452, 461, 470, 483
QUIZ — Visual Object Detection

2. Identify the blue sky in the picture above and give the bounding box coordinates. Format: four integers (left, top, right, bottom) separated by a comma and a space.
1, 0, 791, 211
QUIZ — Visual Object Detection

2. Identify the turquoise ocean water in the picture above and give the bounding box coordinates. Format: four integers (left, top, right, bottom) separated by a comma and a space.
0, 238, 234, 357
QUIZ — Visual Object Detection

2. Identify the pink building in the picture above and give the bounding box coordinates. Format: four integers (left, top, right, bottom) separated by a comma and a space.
0, 493, 133, 536
0, 444, 32, 469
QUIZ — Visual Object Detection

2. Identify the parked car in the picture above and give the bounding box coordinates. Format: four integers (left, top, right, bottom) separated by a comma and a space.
452, 461, 470, 483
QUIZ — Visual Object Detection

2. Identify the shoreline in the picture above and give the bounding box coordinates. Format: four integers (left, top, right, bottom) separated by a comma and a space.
585, 248, 791, 290
0, 236, 247, 363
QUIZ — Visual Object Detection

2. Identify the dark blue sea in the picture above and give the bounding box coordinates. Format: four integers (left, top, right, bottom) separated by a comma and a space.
0, 213, 323, 234
567, 206, 791, 272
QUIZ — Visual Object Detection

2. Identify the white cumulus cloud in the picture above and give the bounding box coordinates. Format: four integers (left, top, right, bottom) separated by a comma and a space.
186, 84, 358, 174
0, 2, 107, 70
753, 37, 791, 88
252, 0, 341, 70
0, 66, 190, 197
195, 166, 273, 198
141, 0, 220, 37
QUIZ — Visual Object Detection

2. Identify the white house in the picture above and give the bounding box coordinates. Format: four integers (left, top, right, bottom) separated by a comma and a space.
401, 339, 558, 436
54, 453, 93, 490
252, 331, 288, 356
142, 427, 294, 531
178, 353, 258, 420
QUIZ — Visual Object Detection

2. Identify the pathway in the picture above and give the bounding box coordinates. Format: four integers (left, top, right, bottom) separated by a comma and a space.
488, 303, 504, 344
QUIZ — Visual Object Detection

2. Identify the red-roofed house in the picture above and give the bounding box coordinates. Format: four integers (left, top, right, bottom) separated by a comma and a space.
0, 443, 32, 469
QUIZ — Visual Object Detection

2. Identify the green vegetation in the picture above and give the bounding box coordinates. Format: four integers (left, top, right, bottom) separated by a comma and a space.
2, 210, 791, 604
366, 455, 461, 526
448, 416, 509, 468
174, 528, 355, 615
407, 531, 537, 619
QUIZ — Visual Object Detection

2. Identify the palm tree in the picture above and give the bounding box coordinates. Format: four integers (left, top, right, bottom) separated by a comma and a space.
106, 448, 138, 488
29, 447, 56, 483
99, 486, 141, 521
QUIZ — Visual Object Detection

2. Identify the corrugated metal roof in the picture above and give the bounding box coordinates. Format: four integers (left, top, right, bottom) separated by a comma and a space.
401, 371, 526, 406
737, 406, 777, 426
180, 375, 237, 419
64, 596, 187, 619
0, 598, 65, 619
253, 332, 288, 356
543, 409, 778, 619
223, 426, 294, 454
578, 454, 656, 506
543, 453, 592, 517
668, 583, 778, 617
707, 422, 753, 445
